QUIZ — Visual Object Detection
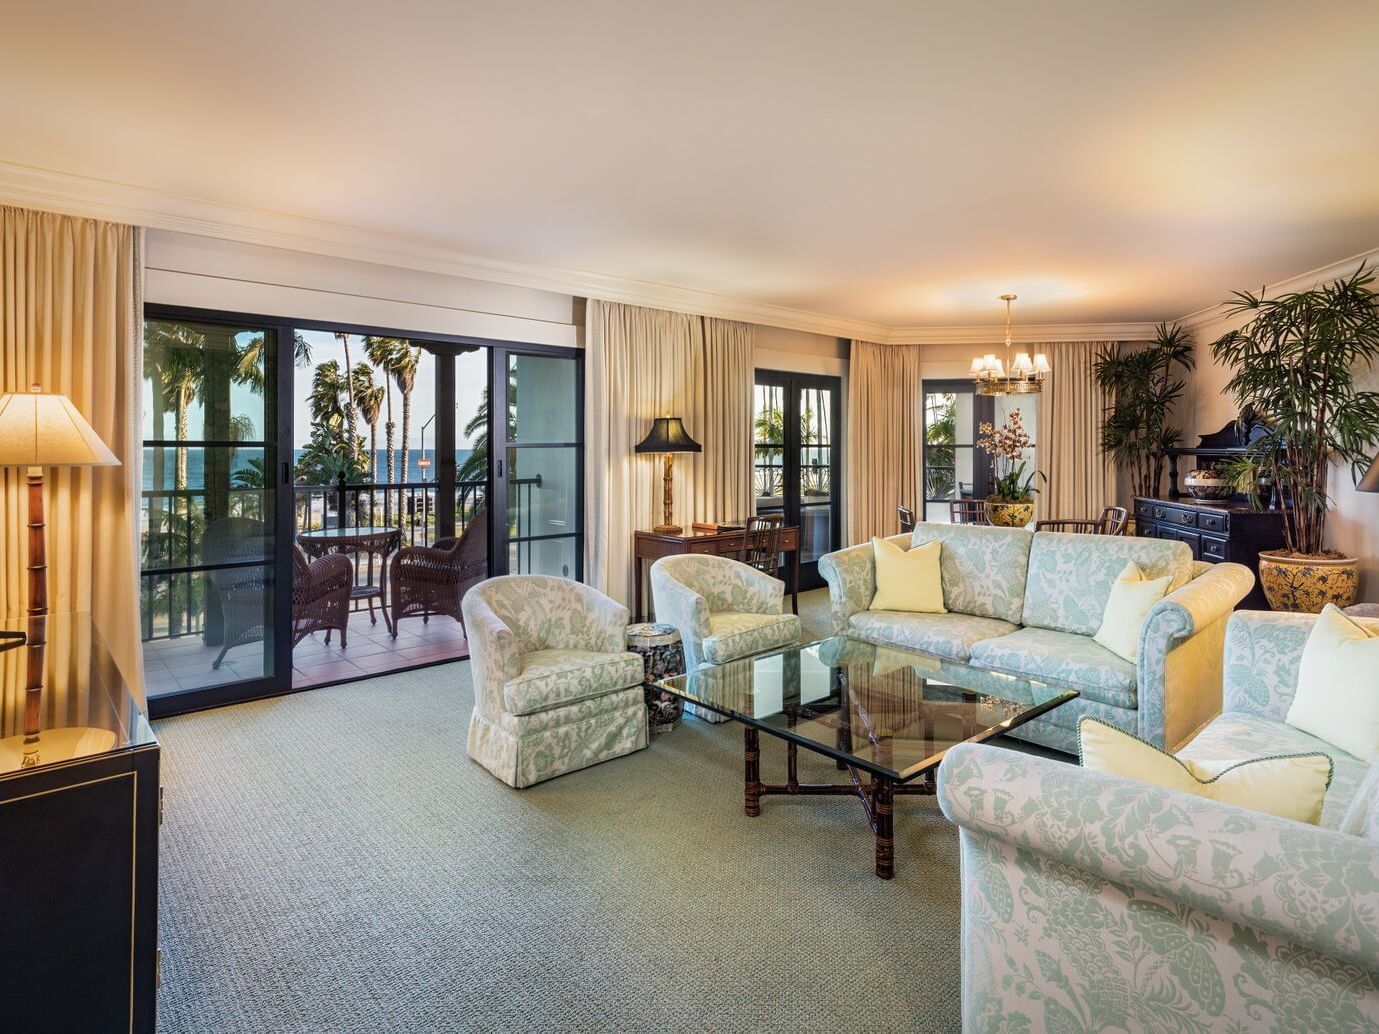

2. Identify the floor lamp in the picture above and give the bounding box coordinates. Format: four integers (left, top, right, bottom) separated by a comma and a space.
0, 385, 119, 749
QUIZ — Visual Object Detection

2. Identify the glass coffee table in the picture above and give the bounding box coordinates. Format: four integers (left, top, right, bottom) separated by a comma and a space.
654, 636, 1078, 879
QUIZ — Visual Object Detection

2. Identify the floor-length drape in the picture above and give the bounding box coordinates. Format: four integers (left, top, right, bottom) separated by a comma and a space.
1, 206, 144, 699
1034, 341, 1116, 522
585, 301, 753, 607
846, 341, 923, 544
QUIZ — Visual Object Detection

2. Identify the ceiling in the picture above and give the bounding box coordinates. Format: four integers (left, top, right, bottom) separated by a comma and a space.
2, 0, 1377, 333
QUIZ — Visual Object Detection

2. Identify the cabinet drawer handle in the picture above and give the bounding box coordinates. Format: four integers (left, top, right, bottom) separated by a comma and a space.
1179, 512, 1194, 525
1154, 508, 1166, 519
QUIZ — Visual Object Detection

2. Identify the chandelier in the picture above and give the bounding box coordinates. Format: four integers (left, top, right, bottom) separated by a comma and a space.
970, 294, 1049, 396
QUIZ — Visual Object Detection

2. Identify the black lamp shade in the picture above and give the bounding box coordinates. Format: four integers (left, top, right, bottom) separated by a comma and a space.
1359, 455, 1379, 493
635, 416, 702, 454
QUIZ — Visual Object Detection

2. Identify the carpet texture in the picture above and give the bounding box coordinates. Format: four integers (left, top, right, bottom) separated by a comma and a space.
155, 639, 963, 1033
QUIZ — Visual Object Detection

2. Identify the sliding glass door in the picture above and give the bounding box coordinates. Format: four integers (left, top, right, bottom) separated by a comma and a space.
754, 371, 841, 590
141, 305, 583, 717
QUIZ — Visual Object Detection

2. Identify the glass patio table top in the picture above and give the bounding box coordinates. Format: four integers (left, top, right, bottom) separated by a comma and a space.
655, 635, 1079, 783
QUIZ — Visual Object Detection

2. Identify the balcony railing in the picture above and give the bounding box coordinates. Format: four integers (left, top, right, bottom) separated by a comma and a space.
138, 476, 538, 641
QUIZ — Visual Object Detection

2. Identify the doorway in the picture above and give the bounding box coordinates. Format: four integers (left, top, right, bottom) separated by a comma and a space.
139, 306, 583, 717
753, 371, 842, 590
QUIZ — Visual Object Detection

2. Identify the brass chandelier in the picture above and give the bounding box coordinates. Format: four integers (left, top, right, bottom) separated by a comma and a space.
970, 294, 1050, 396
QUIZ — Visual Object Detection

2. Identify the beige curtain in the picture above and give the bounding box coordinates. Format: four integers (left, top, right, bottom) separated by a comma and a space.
846, 340, 923, 544
1034, 341, 1116, 522
1, 206, 144, 699
585, 301, 754, 606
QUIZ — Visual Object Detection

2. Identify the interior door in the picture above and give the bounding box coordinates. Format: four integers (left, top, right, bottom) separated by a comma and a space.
754, 371, 842, 590
491, 346, 584, 579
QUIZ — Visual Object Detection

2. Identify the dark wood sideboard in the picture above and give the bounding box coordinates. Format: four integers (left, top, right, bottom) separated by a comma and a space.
1133, 497, 1283, 610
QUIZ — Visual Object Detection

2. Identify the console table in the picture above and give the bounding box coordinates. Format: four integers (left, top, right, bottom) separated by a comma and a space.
1133, 497, 1283, 610
633, 526, 800, 622
0, 611, 160, 1032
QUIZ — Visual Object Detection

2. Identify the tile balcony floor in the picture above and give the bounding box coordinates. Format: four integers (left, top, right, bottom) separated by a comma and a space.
142, 608, 469, 699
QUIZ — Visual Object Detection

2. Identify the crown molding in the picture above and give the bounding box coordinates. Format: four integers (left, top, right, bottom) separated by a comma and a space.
886, 322, 1159, 344
1175, 244, 1379, 332
0, 161, 896, 343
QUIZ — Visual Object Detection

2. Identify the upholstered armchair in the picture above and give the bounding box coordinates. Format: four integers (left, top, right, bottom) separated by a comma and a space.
649, 554, 801, 670
462, 575, 647, 788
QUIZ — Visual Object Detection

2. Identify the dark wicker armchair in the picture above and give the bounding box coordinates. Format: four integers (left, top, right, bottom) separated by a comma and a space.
389, 510, 489, 638
292, 543, 353, 648
203, 519, 354, 668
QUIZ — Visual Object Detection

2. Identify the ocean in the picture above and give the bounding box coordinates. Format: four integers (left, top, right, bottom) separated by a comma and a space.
143, 448, 476, 490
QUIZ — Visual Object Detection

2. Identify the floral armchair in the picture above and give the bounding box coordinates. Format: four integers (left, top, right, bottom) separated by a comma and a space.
462, 575, 647, 788
649, 554, 801, 670
937, 608, 1379, 1032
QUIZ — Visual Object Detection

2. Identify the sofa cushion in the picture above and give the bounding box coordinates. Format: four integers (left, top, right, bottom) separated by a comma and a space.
910, 523, 1033, 624
503, 649, 644, 716
1180, 713, 1369, 830
1021, 532, 1193, 636
847, 610, 1018, 661
702, 611, 800, 664
969, 627, 1137, 709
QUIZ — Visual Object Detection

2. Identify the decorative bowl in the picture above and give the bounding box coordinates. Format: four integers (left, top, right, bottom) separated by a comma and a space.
1184, 469, 1233, 500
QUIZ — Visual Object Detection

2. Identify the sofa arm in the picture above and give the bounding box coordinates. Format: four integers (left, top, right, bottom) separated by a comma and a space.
819, 542, 874, 633
937, 742, 1379, 974
649, 563, 712, 664
1136, 562, 1253, 749
459, 592, 522, 694
728, 561, 788, 614
1222, 610, 1315, 721
571, 586, 631, 655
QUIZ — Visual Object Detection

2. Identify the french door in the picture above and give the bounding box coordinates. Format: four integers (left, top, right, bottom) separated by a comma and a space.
141, 305, 582, 718
920, 381, 1038, 523
753, 371, 842, 590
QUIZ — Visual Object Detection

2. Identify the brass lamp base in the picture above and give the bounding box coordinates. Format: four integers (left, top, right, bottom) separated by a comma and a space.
653, 523, 683, 535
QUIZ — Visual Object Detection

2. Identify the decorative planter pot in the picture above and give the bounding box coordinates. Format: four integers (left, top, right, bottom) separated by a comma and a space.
1258, 550, 1358, 612
985, 499, 1034, 528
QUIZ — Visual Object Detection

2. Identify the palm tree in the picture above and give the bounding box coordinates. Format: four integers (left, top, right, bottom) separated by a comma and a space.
363, 336, 407, 484
334, 331, 359, 450
391, 342, 420, 483
353, 364, 384, 484
145, 322, 206, 497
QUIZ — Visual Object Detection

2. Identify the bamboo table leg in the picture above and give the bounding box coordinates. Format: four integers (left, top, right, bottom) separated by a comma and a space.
744, 726, 762, 817
873, 777, 894, 879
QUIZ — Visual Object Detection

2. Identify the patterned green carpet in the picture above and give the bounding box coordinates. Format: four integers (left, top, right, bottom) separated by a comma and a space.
154, 591, 962, 1033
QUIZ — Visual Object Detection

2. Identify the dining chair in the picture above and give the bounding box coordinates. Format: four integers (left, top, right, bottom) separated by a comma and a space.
1034, 505, 1130, 536
949, 499, 990, 525
898, 505, 916, 534
739, 513, 785, 576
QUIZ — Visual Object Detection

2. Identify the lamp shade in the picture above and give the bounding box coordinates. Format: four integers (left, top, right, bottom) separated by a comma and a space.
635, 416, 702, 454
1359, 454, 1379, 493
0, 388, 119, 468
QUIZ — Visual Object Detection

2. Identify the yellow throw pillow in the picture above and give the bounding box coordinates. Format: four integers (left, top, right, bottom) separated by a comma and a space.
1092, 561, 1172, 663
1079, 717, 1332, 825
1286, 604, 1379, 763
869, 537, 945, 614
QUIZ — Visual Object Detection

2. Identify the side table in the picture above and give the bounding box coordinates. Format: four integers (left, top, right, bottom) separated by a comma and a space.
626, 623, 685, 734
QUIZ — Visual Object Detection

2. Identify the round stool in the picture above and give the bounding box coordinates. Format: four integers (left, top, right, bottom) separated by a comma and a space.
625, 622, 686, 735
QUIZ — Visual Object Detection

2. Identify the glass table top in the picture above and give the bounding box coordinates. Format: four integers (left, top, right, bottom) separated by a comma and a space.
0, 611, 156, 776
655, 636, 1078, 783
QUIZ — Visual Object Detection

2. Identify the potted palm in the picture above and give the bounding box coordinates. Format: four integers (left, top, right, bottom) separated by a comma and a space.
1093, 322, 1196, 501
1210, 266, 1379, 611
978, 409, 1043, 526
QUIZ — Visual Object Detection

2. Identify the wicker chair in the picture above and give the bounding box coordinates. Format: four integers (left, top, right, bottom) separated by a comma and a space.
739, 513, 785, 576
898, 505, 917, 534
203, 519, 353, 668
949, 499, 990, 525
389, 509, 489, 638
1034, 505, 1130, 536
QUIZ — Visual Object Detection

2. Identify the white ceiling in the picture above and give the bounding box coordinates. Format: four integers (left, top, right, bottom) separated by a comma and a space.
2, 0, 1378, 332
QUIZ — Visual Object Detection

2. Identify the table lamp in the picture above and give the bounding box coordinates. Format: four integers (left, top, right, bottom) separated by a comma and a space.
0, 385, 119, 718
1359, 455, 1379, 495
635, 416, 702, 535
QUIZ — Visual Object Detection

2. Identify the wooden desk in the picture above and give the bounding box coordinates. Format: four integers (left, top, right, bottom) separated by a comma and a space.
633, 526, 801, 623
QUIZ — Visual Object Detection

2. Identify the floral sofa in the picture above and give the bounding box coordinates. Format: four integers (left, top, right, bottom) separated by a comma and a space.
818, 524, 1254, 751
462, 575, 647, 787
937, 609, 1379, 1032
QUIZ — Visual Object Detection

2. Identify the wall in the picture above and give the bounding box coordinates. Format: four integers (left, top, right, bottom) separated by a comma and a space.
145, 230, 582, 347
1185, 303, 1379, 603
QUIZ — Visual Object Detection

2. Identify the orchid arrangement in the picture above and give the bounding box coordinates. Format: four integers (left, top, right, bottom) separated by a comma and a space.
977, 409, 1043, 502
